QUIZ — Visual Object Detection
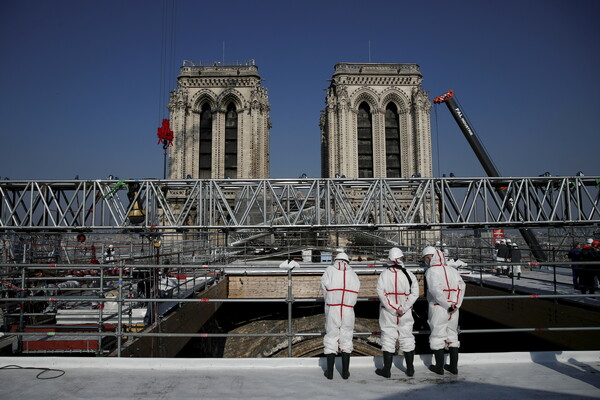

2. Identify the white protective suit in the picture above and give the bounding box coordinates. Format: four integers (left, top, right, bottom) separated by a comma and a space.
377, 263, 419, 353
321, 259, 360, 354
425, 249, 466, 350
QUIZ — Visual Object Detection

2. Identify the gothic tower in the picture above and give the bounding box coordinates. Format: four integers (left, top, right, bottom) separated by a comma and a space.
320, 63, 432, 179
168, 61, 270, 179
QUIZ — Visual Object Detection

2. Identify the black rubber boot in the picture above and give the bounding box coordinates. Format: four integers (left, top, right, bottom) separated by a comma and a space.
444, 347, 459, 375
375, 351, 393, 378
428, 349, 444, 375
341, 352, 351, 379
404, 350, 415, 377
324, 354, 335, 380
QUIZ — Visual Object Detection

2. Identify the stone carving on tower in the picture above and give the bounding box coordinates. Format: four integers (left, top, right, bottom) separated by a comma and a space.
320, 63, 434, 246
320, 63, 432, 179
167, 61, 270, 180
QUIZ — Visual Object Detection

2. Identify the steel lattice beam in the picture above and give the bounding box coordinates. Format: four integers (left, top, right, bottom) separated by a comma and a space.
0, 177, 598, 231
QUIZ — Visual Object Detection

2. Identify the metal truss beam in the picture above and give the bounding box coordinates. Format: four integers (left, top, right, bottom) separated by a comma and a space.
0, 177, 598, 231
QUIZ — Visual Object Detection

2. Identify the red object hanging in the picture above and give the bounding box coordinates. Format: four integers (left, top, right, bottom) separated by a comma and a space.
157, 119, 174, 147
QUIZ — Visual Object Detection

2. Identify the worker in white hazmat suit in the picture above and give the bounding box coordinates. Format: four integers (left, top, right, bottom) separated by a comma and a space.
375, 247, 419, 378
321, 252, 360, 380
423, 246, 466, 375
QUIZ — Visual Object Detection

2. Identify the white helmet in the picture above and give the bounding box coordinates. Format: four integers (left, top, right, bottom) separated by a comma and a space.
435, 241, 441, 247
587, 238, 594, 245
506, 239, 512, 244
335, 252, 349, 262
422, 246, 436, 258
388, 247, 404, 262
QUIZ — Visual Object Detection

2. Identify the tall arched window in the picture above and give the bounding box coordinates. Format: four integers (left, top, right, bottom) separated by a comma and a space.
357, 102, 373, 178
385, 103, 401, 178
224, 103, 238, 179
199, 103, 213, 179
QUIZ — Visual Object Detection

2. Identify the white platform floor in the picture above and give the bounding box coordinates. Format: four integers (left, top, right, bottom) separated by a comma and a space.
1, 351, 599, 400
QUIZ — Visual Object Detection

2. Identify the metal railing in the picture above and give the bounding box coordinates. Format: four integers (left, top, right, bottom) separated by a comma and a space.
1, 262, 599, 358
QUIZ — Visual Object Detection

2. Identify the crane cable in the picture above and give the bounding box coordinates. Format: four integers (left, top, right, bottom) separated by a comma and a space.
158, 0, 177, 125
157, 0, 177, 178
434, 103, 441, 177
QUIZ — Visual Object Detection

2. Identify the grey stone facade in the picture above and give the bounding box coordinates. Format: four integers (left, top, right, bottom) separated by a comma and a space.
168, 61, 270, 179
320, 63, 432, 179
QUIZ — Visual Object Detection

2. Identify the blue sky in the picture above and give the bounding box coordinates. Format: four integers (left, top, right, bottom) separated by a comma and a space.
1, 0, 598, 180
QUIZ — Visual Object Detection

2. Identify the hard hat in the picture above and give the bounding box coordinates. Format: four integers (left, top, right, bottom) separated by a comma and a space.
109, 244, 114, 248
587, 238, 594, 244
422, 246, 436, 258
442, 243, 447, 247
506, 239, 512, 244
335, 252, 349, 262
500, 239, 506, 244
388, 247, 404, 261
435, 241, 441, 246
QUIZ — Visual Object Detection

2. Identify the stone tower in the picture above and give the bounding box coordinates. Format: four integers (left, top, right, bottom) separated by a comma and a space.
168, 61, 270, 179
320, 63, 432, 179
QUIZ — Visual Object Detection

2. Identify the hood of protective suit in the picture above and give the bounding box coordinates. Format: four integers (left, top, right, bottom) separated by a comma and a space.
430, 248, 447, 267
334, 260, 351, 271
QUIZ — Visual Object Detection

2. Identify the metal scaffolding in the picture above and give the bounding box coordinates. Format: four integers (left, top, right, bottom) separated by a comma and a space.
1, 263, 599, 357
0, 176, 598, 231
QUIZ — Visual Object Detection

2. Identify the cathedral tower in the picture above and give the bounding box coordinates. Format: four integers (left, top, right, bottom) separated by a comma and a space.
320, 63, 432, 179
168, 61, 270, 179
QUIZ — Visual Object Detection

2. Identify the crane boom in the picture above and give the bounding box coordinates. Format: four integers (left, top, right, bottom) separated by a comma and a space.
434, 90, 547, 262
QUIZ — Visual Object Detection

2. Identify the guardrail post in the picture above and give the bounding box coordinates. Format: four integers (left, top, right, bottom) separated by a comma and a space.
117, 263, 123, 357
287, 268, 293, 357
510, 264, 515, 294
98, 266, 104, 355
552, 249, 558, 296
479, 265, 483, 286
17, 266, 26, 351
553, 265, 558, 296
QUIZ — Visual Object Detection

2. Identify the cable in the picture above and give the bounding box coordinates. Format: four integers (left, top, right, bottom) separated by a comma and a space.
158, 0, 177, 124
0, 364, 65, 379
168, 0, 177, 91
434, 104, 441, 177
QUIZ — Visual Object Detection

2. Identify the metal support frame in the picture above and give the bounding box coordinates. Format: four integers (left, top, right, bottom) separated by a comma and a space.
0, 177, 598, 231
2, 262, 599, 357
